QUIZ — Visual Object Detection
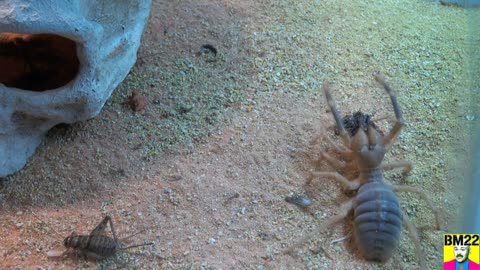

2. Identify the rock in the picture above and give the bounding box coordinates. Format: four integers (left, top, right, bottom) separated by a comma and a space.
0, 0, 152, 177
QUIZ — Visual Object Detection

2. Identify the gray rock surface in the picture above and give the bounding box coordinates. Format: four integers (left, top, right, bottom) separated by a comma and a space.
0, 0, 152, 177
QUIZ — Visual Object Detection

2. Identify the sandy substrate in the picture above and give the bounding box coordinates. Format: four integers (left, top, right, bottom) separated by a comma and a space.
1, 0, 478, 269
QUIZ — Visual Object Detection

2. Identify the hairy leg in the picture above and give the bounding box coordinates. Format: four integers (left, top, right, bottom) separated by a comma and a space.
402, 210, 426, 269
308, 171, 360, 190
392, 185, 443, 230
284, 200, 353, 254
381, 160, 413, 176
374, 74, 405, 150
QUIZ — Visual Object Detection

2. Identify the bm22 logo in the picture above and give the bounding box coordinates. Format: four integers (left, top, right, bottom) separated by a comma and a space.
443, 234, 480, 270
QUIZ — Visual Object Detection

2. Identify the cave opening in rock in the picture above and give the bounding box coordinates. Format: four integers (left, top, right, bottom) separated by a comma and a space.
0, 32, 80, 91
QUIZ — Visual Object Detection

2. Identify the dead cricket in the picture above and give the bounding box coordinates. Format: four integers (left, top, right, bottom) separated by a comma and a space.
47, 215, 154, 260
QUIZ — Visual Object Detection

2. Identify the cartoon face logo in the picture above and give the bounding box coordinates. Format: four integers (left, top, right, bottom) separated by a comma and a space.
454, 245, 470, 263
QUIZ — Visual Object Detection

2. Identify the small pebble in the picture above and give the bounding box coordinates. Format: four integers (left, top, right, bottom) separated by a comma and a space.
207, 238, 216, 245
285, 194, 312, 207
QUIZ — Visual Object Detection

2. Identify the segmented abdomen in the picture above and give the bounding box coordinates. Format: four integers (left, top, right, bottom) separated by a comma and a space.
64, 235, 119, 257
353, 181, 402, 262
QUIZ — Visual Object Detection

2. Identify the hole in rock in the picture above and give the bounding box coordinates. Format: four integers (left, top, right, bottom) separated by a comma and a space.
0, 32, 79, 91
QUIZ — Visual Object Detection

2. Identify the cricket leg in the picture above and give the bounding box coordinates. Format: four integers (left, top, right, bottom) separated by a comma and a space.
90, 216, 118, 241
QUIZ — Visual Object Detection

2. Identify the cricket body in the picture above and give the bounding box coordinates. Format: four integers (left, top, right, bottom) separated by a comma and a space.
64, 233, 120, 258
291, 75, 442, 269
62, 216, 153, 259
